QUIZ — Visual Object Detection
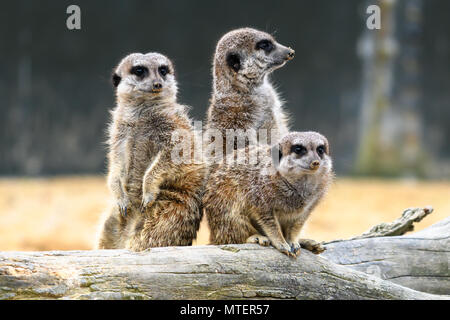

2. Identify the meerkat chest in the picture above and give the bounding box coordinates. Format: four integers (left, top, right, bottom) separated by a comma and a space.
274, 189, 317, 222
253, 83, 284, 136
118, 120, 172, 174
276, 176, 322, 212
276, 192, 306, 212
134, 114, 173, 143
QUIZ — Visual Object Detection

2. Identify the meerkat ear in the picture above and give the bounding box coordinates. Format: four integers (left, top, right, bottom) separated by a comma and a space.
226, 53, 241, 72
271, 144, 282, 167
112, 72, 121, 88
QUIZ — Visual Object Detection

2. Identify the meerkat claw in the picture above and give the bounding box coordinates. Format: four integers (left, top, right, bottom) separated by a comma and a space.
246, 234, 270, 246
117, 197, 130, 217
276, 243, 297, 258
290, 245, 301, 257
140, 200, 150, 213
286, 250, 297, 258
119, 205, 127, 217
260, 237, 270, 247
140, 193, 155, 213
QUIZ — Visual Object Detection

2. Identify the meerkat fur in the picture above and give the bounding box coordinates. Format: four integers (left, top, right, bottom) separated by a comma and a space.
206, 27, 295, 149
203, 131, 333, 257
97, 52, 205, 250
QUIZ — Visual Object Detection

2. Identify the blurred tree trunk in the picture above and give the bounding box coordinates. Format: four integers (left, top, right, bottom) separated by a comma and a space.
356, 0, 426, 177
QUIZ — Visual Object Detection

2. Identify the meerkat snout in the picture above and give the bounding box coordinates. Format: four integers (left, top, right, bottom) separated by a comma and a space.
310, 160, 320, 170
152, 80, 163, 92
286, 48, 295, 60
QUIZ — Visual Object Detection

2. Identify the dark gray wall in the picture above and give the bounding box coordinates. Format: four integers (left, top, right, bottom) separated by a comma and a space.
0, 0, 448, 176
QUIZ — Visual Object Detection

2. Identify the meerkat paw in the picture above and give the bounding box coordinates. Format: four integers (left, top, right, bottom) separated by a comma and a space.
117, 197, 130, 217
273, 242, 297, 258
287, 241, 302, 257
140, 192, 156, 213
298, 239, 326, 254
246, 234, 271, 247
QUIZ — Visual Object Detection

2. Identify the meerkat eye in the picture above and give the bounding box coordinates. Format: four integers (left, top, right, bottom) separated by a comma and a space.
130, 66, 148, 78
256, 39, 274, 53
158, 65, 169, 77
317, 145, 326, 156
291, 144, 307, 156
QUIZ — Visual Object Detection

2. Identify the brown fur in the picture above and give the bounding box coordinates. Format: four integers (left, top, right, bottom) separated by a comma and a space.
97, 53, 206, 250
203, 131, 333, 257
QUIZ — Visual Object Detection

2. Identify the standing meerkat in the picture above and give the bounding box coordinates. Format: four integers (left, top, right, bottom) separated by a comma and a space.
206, 27, 295, 150
203, 131, 333, 257
97, 52, 205, 250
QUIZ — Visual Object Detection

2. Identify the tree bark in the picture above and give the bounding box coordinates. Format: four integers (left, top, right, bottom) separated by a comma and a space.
0, 207, 448, 300
322, 208, 450, 295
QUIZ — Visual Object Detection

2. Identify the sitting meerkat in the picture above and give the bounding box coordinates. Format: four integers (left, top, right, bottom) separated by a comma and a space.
206, 27, 295, 151
97, 52, 205, 250
203, 131, 333, 257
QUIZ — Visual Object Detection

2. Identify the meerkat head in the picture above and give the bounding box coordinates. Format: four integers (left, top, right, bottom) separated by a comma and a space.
273, 131, 332, 179
112, 52, 177, 104
213, 27, 295, 92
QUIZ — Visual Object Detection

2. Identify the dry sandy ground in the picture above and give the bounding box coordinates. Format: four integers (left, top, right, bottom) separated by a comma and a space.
0, 176, 448, 251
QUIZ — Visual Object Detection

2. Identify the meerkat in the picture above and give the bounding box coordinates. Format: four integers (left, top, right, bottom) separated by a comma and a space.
205, 27, 295, 152
203, 131, 333, 257
96, 52, 206, 250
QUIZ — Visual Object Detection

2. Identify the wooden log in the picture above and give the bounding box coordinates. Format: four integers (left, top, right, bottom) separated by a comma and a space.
0, 207, 448, 300
0, 244, 447, 300
321, 208, 450, 295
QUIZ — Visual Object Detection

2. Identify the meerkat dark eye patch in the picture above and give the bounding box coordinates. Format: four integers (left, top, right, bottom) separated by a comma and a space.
317, 145, 326, 157
158, 65, 169, 77
291, 144, 307, 156
112, 73, 121, 87
226, 53, 241, 72
130, 66, 149, 78
256, 39, 274, 53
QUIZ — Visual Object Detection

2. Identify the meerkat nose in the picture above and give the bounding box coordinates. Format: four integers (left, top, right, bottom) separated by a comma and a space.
310, 160, 320, 170
152, 82, 162, 91
286, 48, 295, 60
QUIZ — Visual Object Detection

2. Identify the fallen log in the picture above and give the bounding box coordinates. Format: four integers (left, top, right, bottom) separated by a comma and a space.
322, 208, 450, 295
0, 207, 448, 300
0, 246, 446, 300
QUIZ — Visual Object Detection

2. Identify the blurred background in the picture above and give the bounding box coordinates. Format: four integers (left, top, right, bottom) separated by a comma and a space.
0, 0, 449, 251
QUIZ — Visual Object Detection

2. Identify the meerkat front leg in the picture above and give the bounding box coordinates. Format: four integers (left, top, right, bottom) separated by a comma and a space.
284, 218, 325, 255
140, 151, 167, 213
283, 218, 305, 257
255, 213, 295, 257
107, 167, 130, 217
